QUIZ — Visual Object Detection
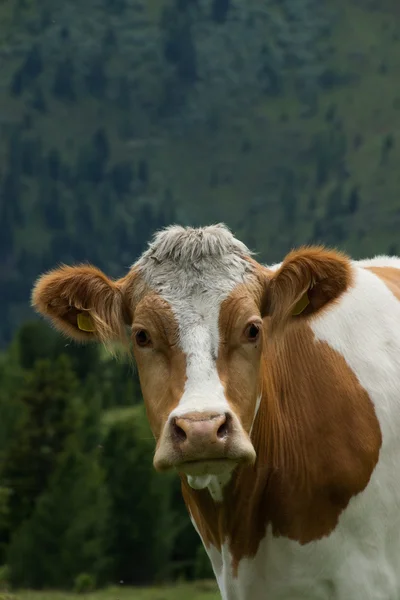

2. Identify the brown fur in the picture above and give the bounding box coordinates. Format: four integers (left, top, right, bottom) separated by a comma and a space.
184, 322, 382, 575
131, 294, 187, 440
264, 246, 353, 334
217, 282, 264, 434
31, 265, 133, 345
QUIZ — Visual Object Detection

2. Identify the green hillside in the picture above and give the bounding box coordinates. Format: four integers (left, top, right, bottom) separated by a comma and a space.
1, 0, 400, 345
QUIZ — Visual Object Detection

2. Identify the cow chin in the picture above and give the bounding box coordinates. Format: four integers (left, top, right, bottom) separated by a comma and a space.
153, 440, 256, 476
176, 457, 248, 478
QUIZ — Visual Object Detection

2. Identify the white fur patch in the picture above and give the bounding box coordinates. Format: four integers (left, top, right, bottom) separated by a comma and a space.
356, 255, 400, 268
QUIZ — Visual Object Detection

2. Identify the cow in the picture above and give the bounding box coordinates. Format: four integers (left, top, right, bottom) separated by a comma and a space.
31, 224, 400, 599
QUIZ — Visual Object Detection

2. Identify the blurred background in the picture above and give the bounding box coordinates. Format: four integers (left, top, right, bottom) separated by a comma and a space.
0, 0, 399, 598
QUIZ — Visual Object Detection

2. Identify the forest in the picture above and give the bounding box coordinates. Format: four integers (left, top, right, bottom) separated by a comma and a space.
0, 319, 213, 591
1, 0, 400, 346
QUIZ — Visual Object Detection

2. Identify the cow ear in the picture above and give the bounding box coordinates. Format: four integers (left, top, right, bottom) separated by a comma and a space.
31, 265, 131, 344
263, 246, 352, 332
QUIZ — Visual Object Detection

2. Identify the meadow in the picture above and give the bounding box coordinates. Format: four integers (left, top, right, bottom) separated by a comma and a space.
1, 581, 220, 600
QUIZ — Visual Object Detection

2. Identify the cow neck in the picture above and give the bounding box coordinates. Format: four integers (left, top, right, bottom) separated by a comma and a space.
181, 322, 382, 575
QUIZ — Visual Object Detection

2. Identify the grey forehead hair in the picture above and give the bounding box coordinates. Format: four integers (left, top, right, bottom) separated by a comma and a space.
135, 224, 255, 297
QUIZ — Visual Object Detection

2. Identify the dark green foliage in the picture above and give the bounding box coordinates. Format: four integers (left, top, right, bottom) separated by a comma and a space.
0, 320, 206, 589
104, 0, 126, 15
29, 86, 47, 112
325, 104, 337, 123
85, 56, 107, 99
1, 356, 80, 535
280, 172, 297, 225
381, 133, 395, 165
159, 188, 177, 225
258, 44, 282, 96
1, 172, 21, 221
0, 351, 25, 462
318, 67, 346, 90
93, 129, 110, 166
326, 185, 345, 219
73, 573, 96, 594
102, 408, 176, 584
53, 57, 76, 102
168, 480, 205, 581
194, 545, 215, 580
23, 44, 43, 81
10, 44, 43, 97
99, 359, 141, 410
7, 445, 109, 588
115, 76, 131, 110
138, 158, 149, 185
42, 187, 66, 229
75, 130, 110, 186
348, 186, 360, 214
60, 26, 70, 41
15, 321, 101, 381
2, 0, 397, 347
10, 70, 23, 97
211, 0, 230, 24
0, 563, 10, 590
162, 5, 197, 84
103, 28, 117, 53
48, 148, 62, 180
110, 161, 134, 195
21, 139, 39, 176
17, 322, 61, 370
0, 199, 14, 258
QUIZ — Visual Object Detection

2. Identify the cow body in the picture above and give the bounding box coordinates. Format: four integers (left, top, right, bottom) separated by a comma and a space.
187, 260, 400, 600
31, 226, 400, 599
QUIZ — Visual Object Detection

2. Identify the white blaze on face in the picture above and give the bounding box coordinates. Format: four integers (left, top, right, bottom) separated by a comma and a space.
162, 280, 260, 496
169, 292, 231, 420
167, 294, 239, 497
167, 293, 240, 496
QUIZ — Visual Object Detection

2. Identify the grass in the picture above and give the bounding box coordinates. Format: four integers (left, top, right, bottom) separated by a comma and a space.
2, 581, 220, 600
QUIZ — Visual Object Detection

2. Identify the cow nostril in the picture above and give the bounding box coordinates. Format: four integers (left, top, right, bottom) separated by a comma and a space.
217, 414, 231, 439
172, 419, 187, 442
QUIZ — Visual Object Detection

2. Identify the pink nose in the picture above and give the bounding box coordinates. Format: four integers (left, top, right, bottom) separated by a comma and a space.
153, 409, 257, 472
171, 412, 231, 455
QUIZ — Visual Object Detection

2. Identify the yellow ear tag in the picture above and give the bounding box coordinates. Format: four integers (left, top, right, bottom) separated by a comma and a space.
292, 292, 310, 316
77, 313, 95, 332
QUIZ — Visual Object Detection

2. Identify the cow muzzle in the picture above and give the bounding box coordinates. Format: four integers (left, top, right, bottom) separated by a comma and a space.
153, 411, 256, 476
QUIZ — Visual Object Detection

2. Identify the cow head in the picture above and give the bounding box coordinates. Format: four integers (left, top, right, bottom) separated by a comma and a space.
32, 225, 351, 489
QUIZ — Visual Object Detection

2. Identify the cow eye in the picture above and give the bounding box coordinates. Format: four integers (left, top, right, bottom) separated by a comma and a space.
135, 329, 151, 347
245, 322, 260, 342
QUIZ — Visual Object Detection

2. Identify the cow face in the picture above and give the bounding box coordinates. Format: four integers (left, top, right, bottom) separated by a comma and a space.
131, 281, 263, 480
32, 225, 351, 487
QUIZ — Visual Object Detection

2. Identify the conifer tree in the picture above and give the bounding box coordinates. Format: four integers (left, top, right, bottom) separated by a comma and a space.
1, 356, 80, 539
102, 406, 176, 584
8, 445, 109, 588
